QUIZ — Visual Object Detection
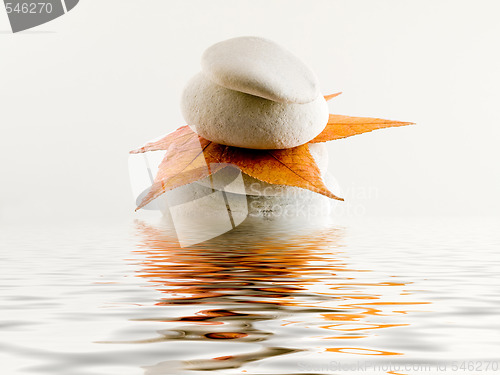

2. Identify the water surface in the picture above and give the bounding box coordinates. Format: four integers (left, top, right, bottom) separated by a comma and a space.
1, 216, 499, 374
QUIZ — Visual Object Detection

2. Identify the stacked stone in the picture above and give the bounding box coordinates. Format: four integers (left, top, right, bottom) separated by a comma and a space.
175, 36, 337, 218
182, 36, 329, 150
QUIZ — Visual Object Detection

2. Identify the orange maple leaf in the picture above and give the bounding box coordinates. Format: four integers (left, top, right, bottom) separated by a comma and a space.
310, 114, 413, 143
131, 126, 341, 210
131, 94, 413, 210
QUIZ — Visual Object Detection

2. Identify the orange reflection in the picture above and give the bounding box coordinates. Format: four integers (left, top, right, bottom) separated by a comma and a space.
129, 218, 431, 373
326, 347, 403, 356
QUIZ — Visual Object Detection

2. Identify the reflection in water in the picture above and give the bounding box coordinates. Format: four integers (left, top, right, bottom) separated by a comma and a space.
2, 218, 498, 375
122, 217, 430, 374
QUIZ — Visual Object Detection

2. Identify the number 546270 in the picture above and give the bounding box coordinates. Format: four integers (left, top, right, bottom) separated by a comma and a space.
5, 2, 53, 14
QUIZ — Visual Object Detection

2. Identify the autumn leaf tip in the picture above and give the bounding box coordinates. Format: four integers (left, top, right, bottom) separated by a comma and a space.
330, 194, 344, 202
397, 121, 416, 128
324, 92, 343, 101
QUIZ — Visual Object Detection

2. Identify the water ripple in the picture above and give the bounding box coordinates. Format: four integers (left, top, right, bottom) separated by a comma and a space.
1, 217, 499, 374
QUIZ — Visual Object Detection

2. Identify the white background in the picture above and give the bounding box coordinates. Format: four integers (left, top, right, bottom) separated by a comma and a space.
1, 0, 499, 224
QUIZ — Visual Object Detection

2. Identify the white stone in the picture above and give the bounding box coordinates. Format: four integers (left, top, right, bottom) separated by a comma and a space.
161, 182, 249, 247
181, 72, 329, 149
201, 36, 320, 104
158, 142, 339, 220
158, 171, 340, 220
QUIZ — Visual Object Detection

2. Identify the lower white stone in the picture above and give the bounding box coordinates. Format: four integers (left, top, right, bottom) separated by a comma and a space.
153, 172, 340, 246
159, 172, 340, 220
